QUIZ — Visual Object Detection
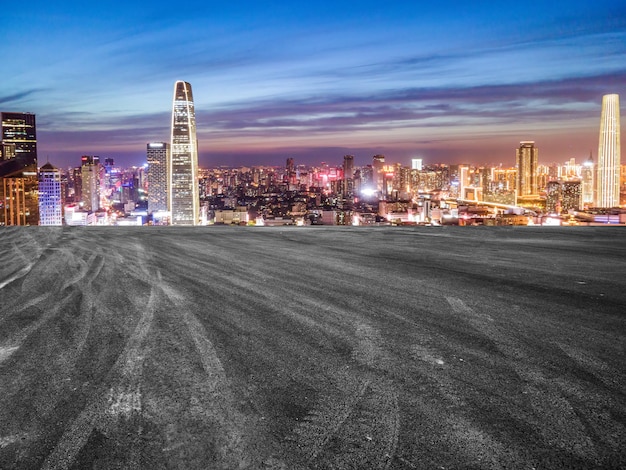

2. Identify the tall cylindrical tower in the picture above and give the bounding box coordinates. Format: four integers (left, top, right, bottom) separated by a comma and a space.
596, 94, 621, 208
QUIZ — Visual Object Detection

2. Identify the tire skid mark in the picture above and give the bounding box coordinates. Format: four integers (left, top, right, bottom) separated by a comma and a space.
445, 295, 599, 461
556, 341, 626, 391
0, 252, 105, 368
515, 367, 597, 459
0, 262, 34, 290
293, 378, 400, 470
0, 345, 19, 365
0, 292, 50, 326
292, 379, 370, 463
353, 322, 392, 370
41, 282, 159, 470
446, 296, 493, 323
288, 320, 400, 469
180, 305, 255, 468
0, 231, 61, 290
552, 377, 626, 452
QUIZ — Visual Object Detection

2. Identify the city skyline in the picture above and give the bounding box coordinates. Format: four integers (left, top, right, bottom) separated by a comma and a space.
2, 0, 626, 168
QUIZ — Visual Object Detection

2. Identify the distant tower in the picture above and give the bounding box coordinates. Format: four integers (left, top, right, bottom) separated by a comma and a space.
170, 80, 199, 225
581, 152, 594, 207
372, 154, 385, 194
285, 157, 295, 185
411, 158, 423, 171
516, 141, 538, 197
596, 94, 620, 208
38, 162, 63, 225
343, 155, 354, 198
80, 155, 100, 212
147, 142, 169, 213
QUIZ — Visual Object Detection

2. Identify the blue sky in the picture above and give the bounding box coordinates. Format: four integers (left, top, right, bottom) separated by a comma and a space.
2, 0, 625, 168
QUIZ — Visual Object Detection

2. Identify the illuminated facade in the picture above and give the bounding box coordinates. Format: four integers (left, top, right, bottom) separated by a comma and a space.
372, 154, 385, 195
343, 155, 354, 198
516, 141, 538, 197
1, 112, 39, 225
581, 153, 594, 207
81, 156, 100, 212
596, 94, 620, 208
38, 162, 62, 225
170, 80, 199, 225
147, 142, 169, 214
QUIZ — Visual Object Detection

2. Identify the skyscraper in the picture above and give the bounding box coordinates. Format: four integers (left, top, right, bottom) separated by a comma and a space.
147, 142, 169, 214
372, 154, 385, 195
343, 155, 354, 198
170, 80, 199, 225
581, 152, 594, 207
38, 162, 63, 225
1, 112, 39, 225
516, 141, 538, 197
596, 94, 620, 208
81, 155, 100, 212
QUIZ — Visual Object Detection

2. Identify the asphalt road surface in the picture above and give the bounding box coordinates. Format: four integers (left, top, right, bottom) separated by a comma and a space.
0, 226, 625, 469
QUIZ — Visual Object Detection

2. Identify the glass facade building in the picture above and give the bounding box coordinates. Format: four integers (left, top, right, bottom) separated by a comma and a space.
515, 141, 538, 197
170, 81, 199, 225
1, 112, 39, 225
596, 94, 620, 208
147, 142, 169, 214
38, 162, 63, 225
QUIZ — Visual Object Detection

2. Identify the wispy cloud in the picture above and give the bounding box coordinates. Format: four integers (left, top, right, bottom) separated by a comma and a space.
0, 89, 46, 106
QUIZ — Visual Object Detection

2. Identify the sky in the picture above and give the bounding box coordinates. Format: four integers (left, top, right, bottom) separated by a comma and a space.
2, 0, 626, 169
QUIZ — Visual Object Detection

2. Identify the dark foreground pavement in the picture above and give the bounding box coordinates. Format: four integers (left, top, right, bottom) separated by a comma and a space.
0, 226, 625, 469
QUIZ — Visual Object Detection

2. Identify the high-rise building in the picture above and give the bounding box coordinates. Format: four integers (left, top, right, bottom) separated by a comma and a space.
81, 155, 100, 212
596, 94, 620, 208
1, 112, 39, 225
170, 80, 199, 225
38, 162, 63, 225
411, 158, 423, 171
562, 180, 582, 211
343, 155, 354, 198
285, 157, 295, 186
147, 142, 169, 214
372, 154, 385, 195
516, 141, 538, 197
581, 152, 594, 207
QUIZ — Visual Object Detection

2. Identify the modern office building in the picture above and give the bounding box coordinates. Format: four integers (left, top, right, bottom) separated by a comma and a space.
561, 180, 582, 212
38, 162, 63, 225
581, 153, 594, 207
147, 142, 169, 214
596, 94, 620, 208
343, 155, 354, 198
81, 155, 100, 212
372, 154, 385, 195
1, 112, 39, 225
516, 141, 539, 197
170, 80, 199, 225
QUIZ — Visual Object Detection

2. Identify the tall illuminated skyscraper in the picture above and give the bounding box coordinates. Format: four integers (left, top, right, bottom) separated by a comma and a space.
147, 142, 169, 214
38, 162, 62, 225
343, 155, 354, 198
372, 154, 385, 195
80, 155, 100, 212
1, 112, 39, 225
170, 81, 199, 225
516, 141, 538, 197
581, 152, 594, 207
596, 94, 620, 208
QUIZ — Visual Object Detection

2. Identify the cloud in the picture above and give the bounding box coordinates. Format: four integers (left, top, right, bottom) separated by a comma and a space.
0, 89, 46, 106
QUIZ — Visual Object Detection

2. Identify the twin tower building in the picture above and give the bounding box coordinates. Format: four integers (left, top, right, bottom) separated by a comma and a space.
147, 81, 200, 225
